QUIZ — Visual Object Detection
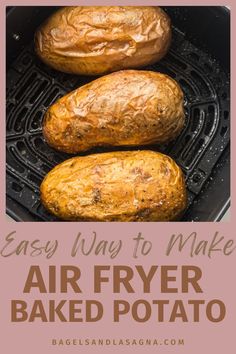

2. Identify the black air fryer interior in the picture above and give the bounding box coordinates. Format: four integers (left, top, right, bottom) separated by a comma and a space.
6, 6, 230, 221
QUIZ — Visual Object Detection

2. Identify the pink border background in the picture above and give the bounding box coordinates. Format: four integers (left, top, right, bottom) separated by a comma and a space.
1, 1, 235, 353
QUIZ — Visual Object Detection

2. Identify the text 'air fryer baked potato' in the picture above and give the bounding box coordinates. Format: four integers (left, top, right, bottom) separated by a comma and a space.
35, 6, 171, 75
40, 150, 187, 221
43, 70, 185, 154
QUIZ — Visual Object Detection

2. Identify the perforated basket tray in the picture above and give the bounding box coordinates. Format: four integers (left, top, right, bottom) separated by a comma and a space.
6, 6, 230, 221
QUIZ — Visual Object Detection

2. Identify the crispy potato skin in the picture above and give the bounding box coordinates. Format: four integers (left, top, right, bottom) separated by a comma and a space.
35, 6, 171, 75
40, 150, 187, 221
43, 70, 185, 153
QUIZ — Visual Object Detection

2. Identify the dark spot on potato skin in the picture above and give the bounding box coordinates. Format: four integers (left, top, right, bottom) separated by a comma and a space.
142, 172, 152, 180
130, 167, 152, 181
137, 208, 151, 218
131, 167, 142, 174
62, 125, 73, 138
92, 188, 101, 203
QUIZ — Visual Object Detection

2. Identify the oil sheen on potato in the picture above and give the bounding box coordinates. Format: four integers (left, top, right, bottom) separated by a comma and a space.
43, 70, 185, 153
40, 150, 187, 221
35, 6, 171, 75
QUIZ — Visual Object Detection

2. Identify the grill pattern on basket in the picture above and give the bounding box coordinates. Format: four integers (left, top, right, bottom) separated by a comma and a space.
6, 27, 230, 221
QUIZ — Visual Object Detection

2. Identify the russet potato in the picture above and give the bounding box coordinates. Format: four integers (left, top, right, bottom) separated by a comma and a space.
43, 70, 185, 153
35, 6, 171, 75
40, 150, 187, 221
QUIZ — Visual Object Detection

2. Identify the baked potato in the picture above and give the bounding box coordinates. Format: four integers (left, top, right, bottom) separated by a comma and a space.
40, 150, 187, 221
43, 70, 185, 153
35, 6, 171, 75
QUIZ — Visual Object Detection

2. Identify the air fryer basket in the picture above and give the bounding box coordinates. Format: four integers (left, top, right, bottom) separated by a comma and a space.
6, 6, 230, 221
